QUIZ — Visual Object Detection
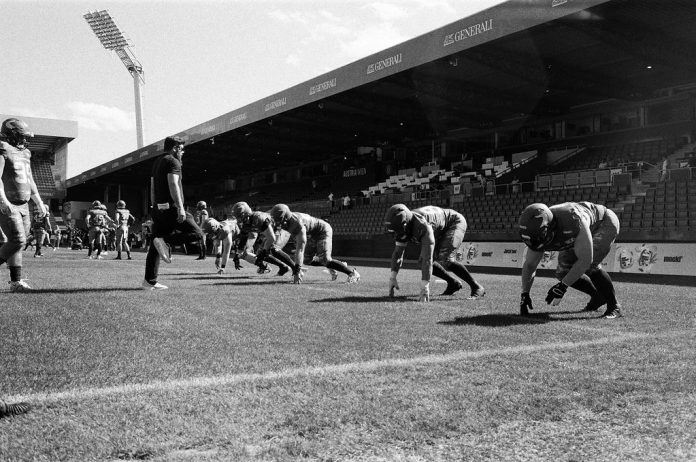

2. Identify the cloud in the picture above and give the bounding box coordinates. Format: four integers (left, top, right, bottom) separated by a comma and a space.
339, 23, 407, 60
67, 102, 134, 132
286, 53, 301, 66
364, 2, 408, 21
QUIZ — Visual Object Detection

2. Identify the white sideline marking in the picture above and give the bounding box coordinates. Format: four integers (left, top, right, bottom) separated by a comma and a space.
9, 332, 652, 404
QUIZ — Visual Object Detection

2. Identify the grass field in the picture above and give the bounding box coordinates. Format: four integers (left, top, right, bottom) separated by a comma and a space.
0, 248, 694, 461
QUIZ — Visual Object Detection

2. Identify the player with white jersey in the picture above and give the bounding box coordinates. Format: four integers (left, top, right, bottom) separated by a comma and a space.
384, 204, 485, 302
114, 200, 135, 260
270, 204, 360, 284
518, 201, 622, 319
0, 118, 49, 291
201, 217, 241, 274
85, 200, 113, 260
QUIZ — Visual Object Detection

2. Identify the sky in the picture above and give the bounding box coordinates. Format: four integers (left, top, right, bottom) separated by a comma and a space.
4, 0, 507, 178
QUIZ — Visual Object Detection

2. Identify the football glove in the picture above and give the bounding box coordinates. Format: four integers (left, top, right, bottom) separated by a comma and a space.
520, 292, 533, 316
545, 282, 568, 306
233, 254, 242, 270
418, 281, 430, 303
388, 272, 400, 297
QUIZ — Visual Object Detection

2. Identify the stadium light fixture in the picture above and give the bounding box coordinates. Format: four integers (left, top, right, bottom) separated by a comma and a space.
84, 9, 145, 149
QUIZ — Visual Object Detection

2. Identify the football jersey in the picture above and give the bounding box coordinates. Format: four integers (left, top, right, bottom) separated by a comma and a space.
543, 202, 607, 251
116, 208, 132, 226
241, 211, 273, 234
87, 208, 109, 229
398, 206, 462, 244
0, 140, 32, 203
282, 212, 330, 237
205, 218, 239, 241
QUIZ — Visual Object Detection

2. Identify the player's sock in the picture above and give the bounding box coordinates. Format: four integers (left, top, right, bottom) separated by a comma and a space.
588, 267, 619, 308
570, 274, 599, 297
9, 266, 21, 282
432, 262, 459, 286
326, 259, 352, 275
445, 261, 479, 291
265, 255, 287, 269
270, 247, 296, 269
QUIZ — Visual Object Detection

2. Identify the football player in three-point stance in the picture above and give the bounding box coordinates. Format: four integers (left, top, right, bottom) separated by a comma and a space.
518, 201, 622, 319
194, 200, 209, 260
114, 200, 135, 260
201, 217, 241, 274
384, 204, 485, 302
0, 118, 49, 292
231, 201, 291, 276
270, 203, 360, 284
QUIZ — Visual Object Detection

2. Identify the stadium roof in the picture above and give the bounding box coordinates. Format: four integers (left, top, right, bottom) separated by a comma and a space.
1, 114, 77, 157
67, 0, 696, 198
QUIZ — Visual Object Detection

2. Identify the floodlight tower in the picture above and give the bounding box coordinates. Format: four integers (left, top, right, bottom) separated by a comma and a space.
84, 10, 145, 148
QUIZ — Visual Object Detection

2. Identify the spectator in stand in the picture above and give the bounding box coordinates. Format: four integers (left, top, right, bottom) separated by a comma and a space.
328, 192, 334, 209
660, 156, 669, 182
511, 176, 520, 194
343, 194, 352, 210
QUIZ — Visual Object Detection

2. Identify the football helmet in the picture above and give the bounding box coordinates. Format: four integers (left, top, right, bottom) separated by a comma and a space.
384, 204, 413, 237
202, 217, 220, 234
1, 118, 33, 149
231, 201, 252, 221
196, 201, 207, 210
519, 203, 555, 250
270, 204, 292, 225
116, 200, 126, 209
91, 200, 102, 208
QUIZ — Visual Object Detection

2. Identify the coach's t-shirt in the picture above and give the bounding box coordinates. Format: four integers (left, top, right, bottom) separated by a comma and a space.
151, 154, 182, 205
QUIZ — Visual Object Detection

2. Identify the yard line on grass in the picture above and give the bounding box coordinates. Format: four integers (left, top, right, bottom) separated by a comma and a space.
10, 330, 688, 405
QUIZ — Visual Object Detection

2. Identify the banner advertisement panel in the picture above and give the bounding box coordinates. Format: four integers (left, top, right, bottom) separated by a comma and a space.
453, 242, 695, 276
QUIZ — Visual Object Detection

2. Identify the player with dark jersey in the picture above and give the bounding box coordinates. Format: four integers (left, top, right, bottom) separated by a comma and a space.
0, 118, 48, 291
384, 204, 485, 302
114, 200, 135, 260
518, 201, 622, 319
194, 201, 209, 260
85, 200, 113, 260
30, 204, 52, 257
231, 201, 291, 276
270, 204, 360, 284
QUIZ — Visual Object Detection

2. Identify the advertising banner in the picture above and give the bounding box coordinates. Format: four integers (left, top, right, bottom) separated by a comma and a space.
454, 242, 695, 276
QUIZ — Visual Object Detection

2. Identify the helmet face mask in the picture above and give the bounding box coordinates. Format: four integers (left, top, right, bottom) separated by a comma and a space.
232, 201, 252, 222
384, 204, 413, 240
1, 118, 34, 149
270, 204, 292, 226
519, 203, 555, 250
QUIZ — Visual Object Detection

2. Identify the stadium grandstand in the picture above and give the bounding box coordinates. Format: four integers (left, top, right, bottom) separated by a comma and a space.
64, 0, 696, 271
0, 114, 77, 233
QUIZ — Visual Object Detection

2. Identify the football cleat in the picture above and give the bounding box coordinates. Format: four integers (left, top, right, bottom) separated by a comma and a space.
603, 304, 623, 319
467, 286, 486, 300
346, 269, 361, 284
256, 263, 271, 274
141, 280, 168, 290
9, 280, 32, 292
0, 399, 31, 418
329, 268, 339, 281
442, 280, 462, 296
152, 237, 171, 264
582, 294, 606, 312
277, 265, 290, 277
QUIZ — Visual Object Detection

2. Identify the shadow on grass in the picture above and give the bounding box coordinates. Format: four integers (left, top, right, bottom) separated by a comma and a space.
208, 279, 294, 286
439, 312, 598, 327
310, 295, 411, 303
16, 288, 146, 294
171, 275, 256, 281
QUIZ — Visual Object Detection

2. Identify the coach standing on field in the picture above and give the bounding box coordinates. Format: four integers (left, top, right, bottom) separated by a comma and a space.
142, 136, 204, 290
